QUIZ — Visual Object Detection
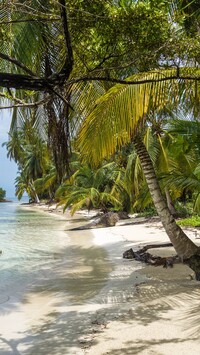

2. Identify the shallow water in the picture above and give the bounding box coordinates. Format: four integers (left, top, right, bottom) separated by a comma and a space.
0, 202, 143, 354
0, 202, 114, 306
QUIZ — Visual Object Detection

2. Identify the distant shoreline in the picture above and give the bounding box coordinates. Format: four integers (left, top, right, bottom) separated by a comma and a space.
0, 199, 12, 203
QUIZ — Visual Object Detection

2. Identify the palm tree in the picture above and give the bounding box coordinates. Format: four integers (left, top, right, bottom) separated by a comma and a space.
15, 171, 39, 203
1, 0, 200, 274
56, 163, 122, 214
1, 0, 200, 185
34, 165, 58, 201
77, 70, 200, 279
162, 119, 200, 213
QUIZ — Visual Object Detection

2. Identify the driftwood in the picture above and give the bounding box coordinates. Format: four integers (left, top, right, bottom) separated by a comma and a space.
69, 212, 120, 230
123, 242, 179, 268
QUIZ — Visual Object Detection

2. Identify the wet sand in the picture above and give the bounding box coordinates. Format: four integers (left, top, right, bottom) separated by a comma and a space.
1, 204, 200, 354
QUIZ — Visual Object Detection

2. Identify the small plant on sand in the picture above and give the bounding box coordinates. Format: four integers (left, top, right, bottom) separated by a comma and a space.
178, 216, 200, 228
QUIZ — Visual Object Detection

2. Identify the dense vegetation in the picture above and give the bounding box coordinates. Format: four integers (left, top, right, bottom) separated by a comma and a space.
1, 0, 200, 276
0, 0, 199, 211
0, 188, 6, 201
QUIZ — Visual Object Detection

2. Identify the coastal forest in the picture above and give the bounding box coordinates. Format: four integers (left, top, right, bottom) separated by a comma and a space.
1, 0, 200, 277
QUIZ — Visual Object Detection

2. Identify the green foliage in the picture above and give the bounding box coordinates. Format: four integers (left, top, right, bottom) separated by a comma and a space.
174, 201, 193, 218
77, 68, 200, 166
137, 206, 157, 218
0, 188, 6, 201
1, 0, 200, 215
68, 0, 171, 73
178, 216, 200, 227
56, 163, 123, 214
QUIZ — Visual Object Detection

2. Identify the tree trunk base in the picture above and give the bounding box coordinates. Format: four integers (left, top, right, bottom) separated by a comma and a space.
123, 243, 200, 281
185, 254, 200, 281
123, 242, 177, 267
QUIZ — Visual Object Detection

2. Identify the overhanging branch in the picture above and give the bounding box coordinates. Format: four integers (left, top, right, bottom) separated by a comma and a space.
67, 73, 200, 86
0, 70, 200, 93
0, 52, 37, 76
0, 72, 48, 91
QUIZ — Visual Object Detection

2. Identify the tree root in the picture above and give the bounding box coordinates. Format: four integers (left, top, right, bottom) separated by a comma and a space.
123, 242, 179, 268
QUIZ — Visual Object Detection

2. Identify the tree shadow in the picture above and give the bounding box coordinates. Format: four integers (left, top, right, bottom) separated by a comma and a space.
1, 208, 200, 354
0, 238, 142, 353
104, 337, 196, 355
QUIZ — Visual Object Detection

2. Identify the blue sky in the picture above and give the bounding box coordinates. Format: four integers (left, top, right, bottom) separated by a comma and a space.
0, 110, 18, 198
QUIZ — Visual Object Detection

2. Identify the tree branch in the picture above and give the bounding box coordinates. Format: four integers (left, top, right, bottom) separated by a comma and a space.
67, 73, 200, 86
0, 69, 199, 93
0, 18, 60, 25
0, 72, 50, 91
49, 0, 74, 84
0, 93, 51, 109
0, 52, 37, 77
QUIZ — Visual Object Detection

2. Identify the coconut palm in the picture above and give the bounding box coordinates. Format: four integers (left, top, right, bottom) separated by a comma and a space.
1, 0, 200, 274
15, 171, 39, 203
1, 0, 200, 185
77, 69, 200, 278
34, 165, 58, 201
56, 163, 122, 214
161, 119, 200, 213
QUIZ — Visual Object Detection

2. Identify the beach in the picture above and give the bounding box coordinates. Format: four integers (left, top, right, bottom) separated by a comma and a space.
87, 226, 200, 355
1, 203, 200, 354
84, 218, 200, 355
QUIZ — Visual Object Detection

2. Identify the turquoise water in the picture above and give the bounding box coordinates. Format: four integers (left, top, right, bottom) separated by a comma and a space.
0, 202, 138, 354
0, 201, 113, 305
0, 201, 70, 302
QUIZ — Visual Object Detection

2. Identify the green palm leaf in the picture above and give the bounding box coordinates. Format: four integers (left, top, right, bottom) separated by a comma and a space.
77, 68, 200, 166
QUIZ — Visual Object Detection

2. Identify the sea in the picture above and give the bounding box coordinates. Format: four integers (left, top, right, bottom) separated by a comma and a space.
0, 199, 114, 303
0, 199, 68, 301
0, 199, 115, 354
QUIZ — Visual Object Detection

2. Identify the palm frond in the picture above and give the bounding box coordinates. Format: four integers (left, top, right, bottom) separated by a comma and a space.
77, 68, 200, 166
194, 192, 200, 212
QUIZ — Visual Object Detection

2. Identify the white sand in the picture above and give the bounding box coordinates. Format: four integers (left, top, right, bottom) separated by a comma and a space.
1, 204, 200, 354
86, 222, 200, 355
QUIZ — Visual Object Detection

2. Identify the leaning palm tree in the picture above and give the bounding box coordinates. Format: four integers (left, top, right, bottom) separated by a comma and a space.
77, 69, 200, 279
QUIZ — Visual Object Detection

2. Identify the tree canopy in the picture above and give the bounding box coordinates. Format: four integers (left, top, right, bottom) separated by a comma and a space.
1, 0, 200, 204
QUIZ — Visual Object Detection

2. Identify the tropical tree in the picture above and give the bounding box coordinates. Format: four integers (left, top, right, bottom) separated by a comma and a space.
0, 188, 6, 201
161, 119, 200, 213
34, 165, 58, 201
1, 0, 200, 275
15, 171, 39, 202
1, 0, 200, 184
3, 111, 51, 201
77, 70, 200, 279
56, 162, 122, 214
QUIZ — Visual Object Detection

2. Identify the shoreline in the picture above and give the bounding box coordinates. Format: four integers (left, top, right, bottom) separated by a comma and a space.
25, 203, 200, 354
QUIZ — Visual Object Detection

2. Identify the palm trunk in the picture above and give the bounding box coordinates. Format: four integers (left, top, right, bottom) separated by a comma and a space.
165, 187, 177, 217
133, 137, 200, 268
29, 181, 40, 204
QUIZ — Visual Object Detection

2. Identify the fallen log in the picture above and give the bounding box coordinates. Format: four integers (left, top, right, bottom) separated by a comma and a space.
68, 212, 119, 230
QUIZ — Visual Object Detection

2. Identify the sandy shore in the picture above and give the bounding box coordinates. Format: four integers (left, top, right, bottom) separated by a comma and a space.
87, 223, 200, 355
1, 203, 200, 354
31, 204, 200, 354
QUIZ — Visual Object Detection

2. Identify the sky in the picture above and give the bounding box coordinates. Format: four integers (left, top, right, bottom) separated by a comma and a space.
0, 110, 18, 198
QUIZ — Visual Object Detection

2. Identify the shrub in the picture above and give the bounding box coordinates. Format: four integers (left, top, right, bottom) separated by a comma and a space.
0, 188, 6, 201
178, 216, 200, 228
